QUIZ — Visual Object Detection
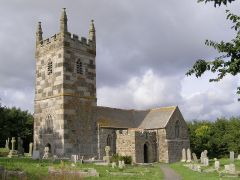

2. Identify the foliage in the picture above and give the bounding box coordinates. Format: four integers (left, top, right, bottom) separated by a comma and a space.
0, 103, 33, 152
0, 148, 9, 157
187, 7, 240, 100
198, 0, 235, 7
187, 117, 240, 158
110, 154, 132, 164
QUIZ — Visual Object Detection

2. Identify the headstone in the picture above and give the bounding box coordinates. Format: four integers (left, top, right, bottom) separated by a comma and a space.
43, 147, 50, 159
103, 146, 111, 164
32, 150, 40, 160
214, 161, 220, 170
224, 164, 230, 171
118, 161, 123, 169
229, 163, 236, 174
17, 137, 24, 156
200, 152, 204, 164
181, 148, 186, 162
230, 151, 234, 162
8, 137, 18, 158
29, 143, 33, 156
203, 157, 209, 166
192, 153, 198, 163
5, 138, 9, 150
11, 137, 16, 151
112, 162, 116, 168
71, 155, 78, 163
238, 154, 240, 160
186, 148, 191, 162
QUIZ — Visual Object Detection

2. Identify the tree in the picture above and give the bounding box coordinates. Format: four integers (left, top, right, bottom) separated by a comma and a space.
187, 1, 240, 100
198, 0, 235, 7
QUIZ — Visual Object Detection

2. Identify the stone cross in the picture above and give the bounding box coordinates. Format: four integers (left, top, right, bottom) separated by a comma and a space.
29, 142, 33, 155
186, 148, 191, 162
181, 148, 186, 162
230, 151, 234, 162
11, 137, 16, 151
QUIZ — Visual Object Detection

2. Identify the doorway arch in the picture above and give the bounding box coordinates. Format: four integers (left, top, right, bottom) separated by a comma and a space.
144, 143, 149, 163
45, 143, 51, 153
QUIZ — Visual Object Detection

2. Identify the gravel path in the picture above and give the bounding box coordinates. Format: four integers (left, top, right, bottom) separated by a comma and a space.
160, 164, 182, 180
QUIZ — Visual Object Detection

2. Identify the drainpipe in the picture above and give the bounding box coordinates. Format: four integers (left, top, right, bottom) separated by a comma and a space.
97, 123, 100, 159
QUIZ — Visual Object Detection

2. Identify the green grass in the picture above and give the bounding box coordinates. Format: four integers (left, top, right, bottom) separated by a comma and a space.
170, 159, 240, 180
0, 157, 164, 180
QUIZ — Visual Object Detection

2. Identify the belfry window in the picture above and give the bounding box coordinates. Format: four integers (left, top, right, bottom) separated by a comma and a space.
175, 120, 180, 138
47, 61, 53, 75
76, 59, 83, 74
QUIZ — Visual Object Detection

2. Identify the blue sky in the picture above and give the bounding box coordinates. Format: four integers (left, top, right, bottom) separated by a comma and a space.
0, 0, 239, 120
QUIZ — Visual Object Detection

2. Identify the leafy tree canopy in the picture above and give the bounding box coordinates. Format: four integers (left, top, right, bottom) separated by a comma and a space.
198, 0, 235, 6
186, 10, 240, 100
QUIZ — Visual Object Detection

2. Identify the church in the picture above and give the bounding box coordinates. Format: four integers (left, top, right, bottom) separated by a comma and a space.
33, 8, 190, 163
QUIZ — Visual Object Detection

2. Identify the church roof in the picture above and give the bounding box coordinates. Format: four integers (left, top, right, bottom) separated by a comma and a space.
95, 106, 177, 129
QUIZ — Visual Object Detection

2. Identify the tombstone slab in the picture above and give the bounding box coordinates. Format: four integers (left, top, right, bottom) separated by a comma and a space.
32, 150, 40, 160
230, 151, 234, 162
214, 161, 220, 170
192, 153, 198, 163
186, 148, 192, 162
181, 148, 186, 162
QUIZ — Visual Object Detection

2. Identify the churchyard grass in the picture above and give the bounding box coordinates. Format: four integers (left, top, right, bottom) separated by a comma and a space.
0, 157, 163, 179
170, 159, 240, 180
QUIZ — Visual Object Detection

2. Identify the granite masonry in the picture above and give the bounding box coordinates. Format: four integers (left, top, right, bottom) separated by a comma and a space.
34, 8, 190, 163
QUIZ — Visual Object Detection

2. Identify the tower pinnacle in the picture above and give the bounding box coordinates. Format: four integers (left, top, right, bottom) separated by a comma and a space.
60, 8, 68, 33
88, 20, 96, 42
36, 22, 43, 45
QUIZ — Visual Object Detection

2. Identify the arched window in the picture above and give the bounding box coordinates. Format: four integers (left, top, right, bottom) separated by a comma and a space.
175, 120, 180, 138
76, 59, 83, 74
45, 114, 53, 134
47, 61, 53, 75
107, 134, 112, 147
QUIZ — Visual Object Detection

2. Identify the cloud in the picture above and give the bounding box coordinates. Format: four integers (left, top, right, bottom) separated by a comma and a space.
0, 1, 239, 120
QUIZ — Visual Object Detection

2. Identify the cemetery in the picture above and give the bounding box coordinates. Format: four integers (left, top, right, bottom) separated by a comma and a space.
0, 137, 240, 179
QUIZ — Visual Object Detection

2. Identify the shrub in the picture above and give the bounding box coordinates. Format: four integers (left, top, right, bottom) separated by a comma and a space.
110, 154, 132, 164
0, 148, 9, 157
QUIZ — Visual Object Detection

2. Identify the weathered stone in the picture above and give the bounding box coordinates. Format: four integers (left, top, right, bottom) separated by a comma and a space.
186, 148, 191, 162
230, 151, 234, 162
32, 150, 40, 160
214, 160, 220, 170
192, 153, 198, 163
181, 148, 186, 162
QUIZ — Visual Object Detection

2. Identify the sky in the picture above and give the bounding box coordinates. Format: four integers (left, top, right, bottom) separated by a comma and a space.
0, 0, 239, 121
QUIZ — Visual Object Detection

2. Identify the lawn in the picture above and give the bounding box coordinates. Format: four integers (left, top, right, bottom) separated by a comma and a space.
170, 159, 240, 180
0, 157, 163, 180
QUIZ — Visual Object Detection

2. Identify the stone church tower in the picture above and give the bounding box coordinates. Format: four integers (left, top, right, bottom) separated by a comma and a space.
34, 8, 190, 162
34, 8, 97, 157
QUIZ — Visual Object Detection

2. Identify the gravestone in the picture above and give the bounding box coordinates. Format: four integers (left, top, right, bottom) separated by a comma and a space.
17, 137, 24, 156
43, 147, 50, 159
203, 157, 209, 166
8, 137, 18, 158
112, 162, 116, 168
230, 151, 234, 162
200, 152, 204, 164
229, 163, 236, 174
186, 148, 191, 162
181, 148, 186, 162
103, 146, 111, 164
238, 154, 240, 160
32, 150, 40, 160
118, 161, 124, 169
71, 155, 78, 163
214, 160, 220, 170
29, 143, 33, 156
5, 138, 9, 150
192, 153, 198, 163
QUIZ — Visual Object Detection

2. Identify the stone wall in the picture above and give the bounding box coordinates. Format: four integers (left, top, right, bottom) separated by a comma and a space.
116, 130, 136, 162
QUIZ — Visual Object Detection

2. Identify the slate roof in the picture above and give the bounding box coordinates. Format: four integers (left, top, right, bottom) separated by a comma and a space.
95, 106, 177, 129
